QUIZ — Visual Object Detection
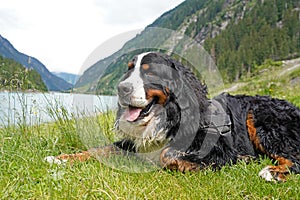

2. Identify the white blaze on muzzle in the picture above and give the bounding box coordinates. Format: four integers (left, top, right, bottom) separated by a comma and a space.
118, 52, 152, 121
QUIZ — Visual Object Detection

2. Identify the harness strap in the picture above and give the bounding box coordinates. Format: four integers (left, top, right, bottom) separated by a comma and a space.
197, 99, 233, 158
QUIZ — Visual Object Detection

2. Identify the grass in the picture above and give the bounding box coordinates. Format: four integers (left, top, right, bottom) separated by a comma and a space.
1, 120, 300, 199
1, 60, 300, 199
1, 125, 300, 199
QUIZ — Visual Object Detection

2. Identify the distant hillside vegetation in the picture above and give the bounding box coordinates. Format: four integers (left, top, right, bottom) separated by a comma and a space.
0, 34, 73, 91
75, 0, 300, 95
204, 0, 300, 81
0, 55, 47, 91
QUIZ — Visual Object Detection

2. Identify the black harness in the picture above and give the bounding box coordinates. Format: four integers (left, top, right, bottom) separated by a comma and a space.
196, 99, 233, 158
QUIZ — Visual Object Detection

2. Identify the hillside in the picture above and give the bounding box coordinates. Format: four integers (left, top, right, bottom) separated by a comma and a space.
217, 57, 300, 107
0, 35, 73, 91
0, 55, 47, 91
203, 0, 300, 82
75, 0, 300, 95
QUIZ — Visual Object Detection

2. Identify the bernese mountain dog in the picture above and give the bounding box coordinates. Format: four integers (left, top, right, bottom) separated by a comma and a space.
46, 52, 300, 182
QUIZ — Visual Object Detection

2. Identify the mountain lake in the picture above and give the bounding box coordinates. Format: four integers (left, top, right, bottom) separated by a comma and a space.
0, 92, 118, 126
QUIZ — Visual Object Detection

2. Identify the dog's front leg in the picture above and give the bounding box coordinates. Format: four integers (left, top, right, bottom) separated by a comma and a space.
45, 145, 121, 164
160, 147, 200, 172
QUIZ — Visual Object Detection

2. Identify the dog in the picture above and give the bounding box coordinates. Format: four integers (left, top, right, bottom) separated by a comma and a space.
46, 52, 300, 182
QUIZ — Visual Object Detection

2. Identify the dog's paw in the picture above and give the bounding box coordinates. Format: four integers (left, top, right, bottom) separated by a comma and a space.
259, 166, 275, 182
259, 166, 288, 182
44, 156, 67, 165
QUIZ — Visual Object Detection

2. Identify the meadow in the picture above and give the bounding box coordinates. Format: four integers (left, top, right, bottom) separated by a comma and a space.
1, 60, 300, 199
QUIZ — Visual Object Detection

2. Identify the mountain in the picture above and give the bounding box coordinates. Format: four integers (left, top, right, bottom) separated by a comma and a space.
75, 0, 300, 95
52, 72, 79, 86
0, 34, 73, 91
0, 55, 47, 91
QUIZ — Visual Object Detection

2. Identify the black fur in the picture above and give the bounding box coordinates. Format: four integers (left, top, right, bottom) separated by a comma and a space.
115, 52, 300, 180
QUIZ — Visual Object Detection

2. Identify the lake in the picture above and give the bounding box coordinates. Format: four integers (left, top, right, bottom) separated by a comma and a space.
0, 92, 118, 126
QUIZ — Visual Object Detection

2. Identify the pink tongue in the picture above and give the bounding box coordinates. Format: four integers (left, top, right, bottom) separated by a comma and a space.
124, 107, 142, 122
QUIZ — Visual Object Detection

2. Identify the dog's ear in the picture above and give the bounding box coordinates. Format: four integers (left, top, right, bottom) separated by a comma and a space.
169, 58, 185, 74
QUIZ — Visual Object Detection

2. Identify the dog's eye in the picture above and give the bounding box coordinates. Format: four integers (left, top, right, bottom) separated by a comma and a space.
145, 72, 155, 77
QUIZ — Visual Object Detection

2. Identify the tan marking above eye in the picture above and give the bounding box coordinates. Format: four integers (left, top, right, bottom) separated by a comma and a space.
128, 61, 134, 69
142, 64, 150, 70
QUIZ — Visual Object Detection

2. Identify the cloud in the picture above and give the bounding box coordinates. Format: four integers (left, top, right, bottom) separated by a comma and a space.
0, 0, 184, 74
0, 9, 25, 30
95, 0, 183, 25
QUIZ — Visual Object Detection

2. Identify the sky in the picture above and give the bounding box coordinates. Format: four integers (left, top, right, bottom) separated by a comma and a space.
0, 0, 185, 75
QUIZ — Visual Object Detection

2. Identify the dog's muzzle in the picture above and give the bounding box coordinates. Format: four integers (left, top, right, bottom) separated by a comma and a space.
117, 82, 134, 106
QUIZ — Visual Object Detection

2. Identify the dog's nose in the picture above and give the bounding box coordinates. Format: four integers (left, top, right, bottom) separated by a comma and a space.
117, 82, 133, 96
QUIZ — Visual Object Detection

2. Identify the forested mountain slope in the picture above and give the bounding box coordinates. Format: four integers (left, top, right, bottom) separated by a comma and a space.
75, 0, 300, 95
0, 55, 47, 91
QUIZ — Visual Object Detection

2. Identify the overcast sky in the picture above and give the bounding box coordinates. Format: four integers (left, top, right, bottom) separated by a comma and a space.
0, 0, 185, 74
